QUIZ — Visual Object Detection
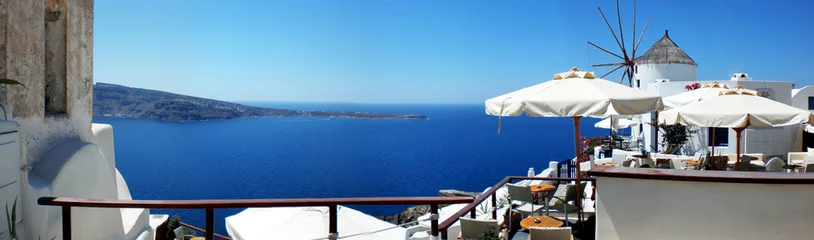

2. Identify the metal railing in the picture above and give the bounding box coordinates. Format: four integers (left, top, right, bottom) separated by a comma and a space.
38, 196, 473, 240
437, 176, 595, 239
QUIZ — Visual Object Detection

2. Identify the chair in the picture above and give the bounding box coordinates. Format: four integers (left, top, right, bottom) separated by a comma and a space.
806, 164, 814, 173
458, 217, 504, 240
508, 183, 544, 218
640, 158, 655, 168
621, 159, 634, 167
551, 183, 588, 223
611, 152, 627, 165
737, 156, 752, 171
764, 158, 784, 172
528, 227, 574, 240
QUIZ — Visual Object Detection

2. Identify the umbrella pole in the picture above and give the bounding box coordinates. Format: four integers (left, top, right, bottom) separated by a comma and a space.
573, 116, 583, 224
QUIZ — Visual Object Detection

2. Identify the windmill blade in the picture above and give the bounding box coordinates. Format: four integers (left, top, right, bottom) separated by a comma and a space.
587, 41, 624, 60
600, 65, 625, 79
619, 68, 629, 84
634, 18, 650, 54
593, 62, 625, 67
598, 7, 624, 53
616, 0, 627, 57
632, 0, 637, 58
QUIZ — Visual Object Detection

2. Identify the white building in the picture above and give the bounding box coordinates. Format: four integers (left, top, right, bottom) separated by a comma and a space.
633, 30, 805, 159
0, 1, 166, 239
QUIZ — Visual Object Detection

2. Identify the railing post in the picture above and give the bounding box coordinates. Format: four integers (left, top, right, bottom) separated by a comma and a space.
62, 206, 72, 240
205, 208, 214, 240
329, 205, 338, 240
431, 204, 439, 239
491, 192, 497, 220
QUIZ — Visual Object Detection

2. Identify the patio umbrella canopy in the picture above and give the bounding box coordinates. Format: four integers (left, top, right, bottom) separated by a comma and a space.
484, 67, 663, 222
595, 117, 635, 129
663, 82, 757, 109
225, 206, 407, 240
659, 88, 814, 169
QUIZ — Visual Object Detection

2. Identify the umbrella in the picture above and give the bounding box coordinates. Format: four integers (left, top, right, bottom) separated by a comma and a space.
594, 117, 635, 129
663, 84, 758, 155
659, 88, 814, 170
485, 67, 663, 222
663, 82, 757, 109
225, 206, 407, 240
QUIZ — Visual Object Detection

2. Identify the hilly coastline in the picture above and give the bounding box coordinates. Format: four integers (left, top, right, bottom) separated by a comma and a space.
92, 83, 428, 121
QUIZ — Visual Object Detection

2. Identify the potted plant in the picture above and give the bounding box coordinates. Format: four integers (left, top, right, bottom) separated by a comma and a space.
651, 123, 695, 155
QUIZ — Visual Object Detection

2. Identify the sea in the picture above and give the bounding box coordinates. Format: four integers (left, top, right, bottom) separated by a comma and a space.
92, 103, 608, 236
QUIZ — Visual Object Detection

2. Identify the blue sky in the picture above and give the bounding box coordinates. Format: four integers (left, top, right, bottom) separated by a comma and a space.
95, 0, 814, 104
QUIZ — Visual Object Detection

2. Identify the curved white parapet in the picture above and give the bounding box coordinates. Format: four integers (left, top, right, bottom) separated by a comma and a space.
24, 140, 126, 240
90, 124, 117, 180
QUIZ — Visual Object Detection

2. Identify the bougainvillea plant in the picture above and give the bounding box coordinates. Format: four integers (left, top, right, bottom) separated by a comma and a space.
684, 82, 700, 91
579, 135, 604, 162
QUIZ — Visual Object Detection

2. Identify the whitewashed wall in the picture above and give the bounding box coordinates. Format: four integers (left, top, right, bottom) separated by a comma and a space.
791, 86, 814, 112
634, 64, 697, 88
594, 175, 814, 240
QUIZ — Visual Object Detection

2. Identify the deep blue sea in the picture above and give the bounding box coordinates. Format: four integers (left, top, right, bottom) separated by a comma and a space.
93, 103, 607, 235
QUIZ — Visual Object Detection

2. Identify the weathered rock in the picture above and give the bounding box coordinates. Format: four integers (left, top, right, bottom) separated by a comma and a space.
376, 205, 429, 226
377, 189, 480, 225
439, 189, 480, 198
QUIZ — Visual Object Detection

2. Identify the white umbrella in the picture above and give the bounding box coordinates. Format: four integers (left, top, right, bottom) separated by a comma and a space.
659, 88, 814, 169
485, 67, 663, 221
225, 206, 407, 240
663, 82, 757, 109
594, 117, 635, 129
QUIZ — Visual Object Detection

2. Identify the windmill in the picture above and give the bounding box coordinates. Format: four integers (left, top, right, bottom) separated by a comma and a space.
588, 0, 649, 87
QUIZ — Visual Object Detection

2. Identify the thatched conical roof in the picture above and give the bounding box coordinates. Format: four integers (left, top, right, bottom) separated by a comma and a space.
635, 30, 697, 66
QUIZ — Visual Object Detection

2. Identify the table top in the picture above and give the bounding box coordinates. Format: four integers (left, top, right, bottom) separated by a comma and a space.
783, 165, 804, 169
684, 160, 702, 165
530, 184, 556, 193
520, 216, 564, 230
596, 163, 615, 167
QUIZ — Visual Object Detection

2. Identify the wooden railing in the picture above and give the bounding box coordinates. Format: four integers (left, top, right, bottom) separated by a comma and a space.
38, 196, 473, 240
437, 176, 595, 239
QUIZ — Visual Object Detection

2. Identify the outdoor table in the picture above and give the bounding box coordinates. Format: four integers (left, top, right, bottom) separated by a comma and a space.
520, 216, 564, 230
530, 184, 556, 215
683, 160, 702, 170
783, 164, 804, 173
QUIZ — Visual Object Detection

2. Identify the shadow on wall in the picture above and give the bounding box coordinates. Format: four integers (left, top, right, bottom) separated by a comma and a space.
25, 140, 126, 239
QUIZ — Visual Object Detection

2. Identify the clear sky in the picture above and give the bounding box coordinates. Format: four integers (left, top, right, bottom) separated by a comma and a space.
95, 0, 814, 104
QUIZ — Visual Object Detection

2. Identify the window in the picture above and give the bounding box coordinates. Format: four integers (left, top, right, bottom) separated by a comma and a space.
808, 97, 814, 110
708, 127, 728, 147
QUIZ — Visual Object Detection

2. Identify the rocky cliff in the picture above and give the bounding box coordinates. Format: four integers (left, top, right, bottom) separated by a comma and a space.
376, 190, 480, 226
92, 83, 428, 121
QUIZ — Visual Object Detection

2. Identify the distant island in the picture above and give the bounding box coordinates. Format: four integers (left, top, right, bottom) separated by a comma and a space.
92, 83, 428, 121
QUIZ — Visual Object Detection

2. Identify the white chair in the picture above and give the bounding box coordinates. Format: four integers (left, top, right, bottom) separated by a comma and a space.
508, 183, 544, 218
611, 152, 628, 165
765, 157, 784, 172
528, 227, 574, 240
458, 218, 504, 240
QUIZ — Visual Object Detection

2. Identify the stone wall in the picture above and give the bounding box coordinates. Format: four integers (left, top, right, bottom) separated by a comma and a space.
0, 0, 93, 167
